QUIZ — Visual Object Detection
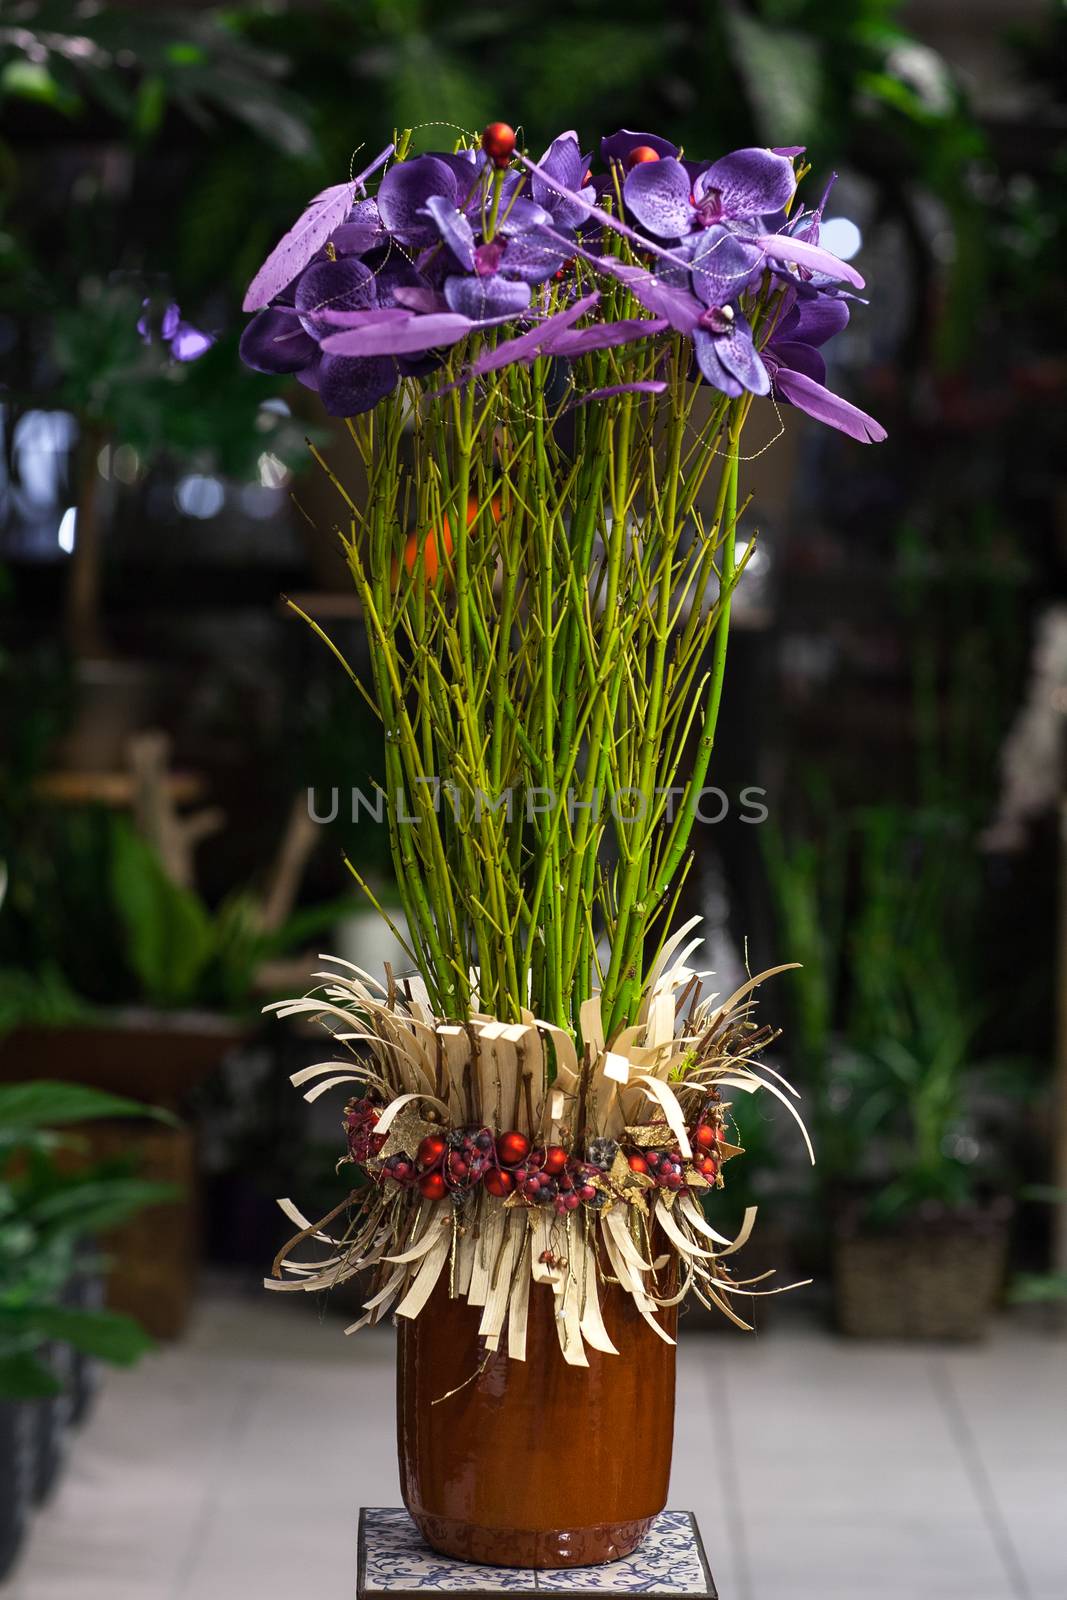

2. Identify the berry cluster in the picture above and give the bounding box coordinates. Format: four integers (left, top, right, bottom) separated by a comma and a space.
629, 1147, 687, 1190
349, 1105, 727, 1209
344, 1096, 385, 1165
509, 1144, 604, 1215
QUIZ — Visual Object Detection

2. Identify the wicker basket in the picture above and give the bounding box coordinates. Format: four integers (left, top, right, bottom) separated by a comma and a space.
834, 1210, 1009, 1340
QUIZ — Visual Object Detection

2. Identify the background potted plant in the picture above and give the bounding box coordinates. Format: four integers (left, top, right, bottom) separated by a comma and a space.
0, 1080, 173, 1579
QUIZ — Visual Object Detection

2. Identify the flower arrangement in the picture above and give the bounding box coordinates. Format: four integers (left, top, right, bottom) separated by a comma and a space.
243, 123, 881, 1356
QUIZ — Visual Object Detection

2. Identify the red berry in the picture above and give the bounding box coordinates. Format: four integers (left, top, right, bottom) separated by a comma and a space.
628, 1154, 649, 1175
694, 1124, 717, 1151
482, 122, 516, 167
579, 1184, 597, 1201
393, 1160, 412, 1179
696, 1154, 718, 1178
627, 145, 661, 168
417, 1134, 446, 1169
562, 1192, 580, 1211
450, 1157, 469, 1179
484, 1168, 514, 1199
418, 1171, 447, 1200
543, 1145, 568, 1176
497, 1130, 531, 1167
523, 1177, 542, 1199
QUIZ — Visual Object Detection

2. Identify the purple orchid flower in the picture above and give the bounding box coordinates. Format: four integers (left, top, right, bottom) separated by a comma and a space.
763, 294, 886, 443
419, 192, 567, 320
623, 147, 797, 241
138, 300, 214, 362
521, 150, 865, 292
529, 132, 595, 232
553, 229, 769, 398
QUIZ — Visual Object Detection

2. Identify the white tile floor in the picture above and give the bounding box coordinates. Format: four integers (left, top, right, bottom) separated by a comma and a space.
3, 1287, 1064, 1600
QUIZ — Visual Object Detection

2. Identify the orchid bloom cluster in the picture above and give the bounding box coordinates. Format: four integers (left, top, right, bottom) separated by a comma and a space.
240, 125, 884, 444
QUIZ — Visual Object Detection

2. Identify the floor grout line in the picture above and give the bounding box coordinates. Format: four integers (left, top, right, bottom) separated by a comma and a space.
929, 1356, 1033, 1600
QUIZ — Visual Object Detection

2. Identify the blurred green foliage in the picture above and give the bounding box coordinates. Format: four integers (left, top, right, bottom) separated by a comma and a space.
0, 810, 355, 1022
0, 1080, 174, 1398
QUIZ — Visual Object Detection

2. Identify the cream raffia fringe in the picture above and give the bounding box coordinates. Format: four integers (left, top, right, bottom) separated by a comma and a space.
263, 917, 813, 1363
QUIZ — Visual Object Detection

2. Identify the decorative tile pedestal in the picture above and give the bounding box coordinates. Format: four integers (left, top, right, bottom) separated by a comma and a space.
358, 1509, 717, 1599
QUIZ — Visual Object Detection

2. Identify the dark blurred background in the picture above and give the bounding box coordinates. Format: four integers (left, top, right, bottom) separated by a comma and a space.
0, 1, 1065, 1590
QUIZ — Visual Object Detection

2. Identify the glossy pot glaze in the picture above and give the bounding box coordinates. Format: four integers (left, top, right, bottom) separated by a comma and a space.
397, 1274, 677, 1568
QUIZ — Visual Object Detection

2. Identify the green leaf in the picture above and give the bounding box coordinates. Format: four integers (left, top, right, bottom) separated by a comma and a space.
25, 1178, 179, 1235
109, 818, 216, 1007
0, 59, 79, 115
0, 1350, 62, 1399
0, 1081, 178, 1132
0, 1304, 153, 1364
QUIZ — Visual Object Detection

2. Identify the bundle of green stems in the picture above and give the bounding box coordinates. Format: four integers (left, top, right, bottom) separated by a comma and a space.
305, 267, 755, 1044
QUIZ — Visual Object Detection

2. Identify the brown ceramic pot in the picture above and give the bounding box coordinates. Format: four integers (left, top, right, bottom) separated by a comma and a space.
397, 1274, 677, 1568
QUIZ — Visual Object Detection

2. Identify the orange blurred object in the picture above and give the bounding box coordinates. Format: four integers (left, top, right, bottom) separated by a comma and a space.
397, 496, 500, 585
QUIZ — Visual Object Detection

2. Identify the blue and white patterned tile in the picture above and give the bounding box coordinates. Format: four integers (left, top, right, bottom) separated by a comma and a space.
360, 1510, 712, 1596
361, 1508, 537, 1592
535, 1513, 710, 1594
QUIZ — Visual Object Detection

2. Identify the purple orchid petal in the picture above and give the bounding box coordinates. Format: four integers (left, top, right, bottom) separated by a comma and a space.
692, 328, 744, 398
698, 148, 796, 223
295, 257, 376, 339
492, 230, 569, 284
575, 379, 669, 404
136, 299, 152, 343
161, 303, 181, 341
322, 311, 477, 357
533, 133, 593, 230
758, 233, 865, 288
239, 307, 318, 374
422, 193, 476, 272
789, 294, 850, 347
685, 227, 765, 307
318, 353, 397, 417
432, 149, 489, 195
377, 156, 457, 247
244, 181, 360, 311
623, 156, 694, 239
612, 265, 703, 334
296, 354, 321, 391
169, 322, 214, 362
444, 275, 532, 320
500, 197, 553, 233
372, 253, 428, 309
602, 129, 679, 164
470, 291, 600, 375
331, 201, 386, 257
769, 340, 826, 384
773, 367, 886, 442
799, 174, 837, 241
710, 310, 770, 396
522, 154, 702, 277
544, 315, 667, 358
392, 285, 444, 314
772, 145, 806, 157
317, 307, 409, 328
396, 351, 442, 379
